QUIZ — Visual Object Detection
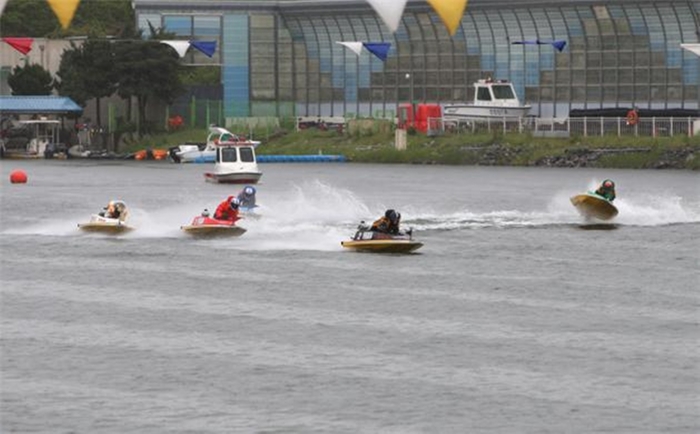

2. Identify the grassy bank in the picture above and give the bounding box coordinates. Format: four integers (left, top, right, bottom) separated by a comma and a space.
126, 125, 700, 170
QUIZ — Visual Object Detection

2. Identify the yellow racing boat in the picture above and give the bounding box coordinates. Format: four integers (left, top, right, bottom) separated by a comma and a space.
570, 192, 619, 221
78, 215, 134, 234
341, 224, 423, 253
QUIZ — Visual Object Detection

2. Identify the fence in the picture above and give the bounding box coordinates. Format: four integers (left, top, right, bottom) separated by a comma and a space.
443, 116, 698, 138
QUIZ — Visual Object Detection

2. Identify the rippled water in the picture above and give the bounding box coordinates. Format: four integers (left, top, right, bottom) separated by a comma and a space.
2, 160, 699, 433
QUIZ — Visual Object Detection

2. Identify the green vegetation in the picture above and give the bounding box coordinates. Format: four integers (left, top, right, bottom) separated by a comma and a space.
122, 123, 699, 170
0, 0, 135, 38
7, 63, 53, 95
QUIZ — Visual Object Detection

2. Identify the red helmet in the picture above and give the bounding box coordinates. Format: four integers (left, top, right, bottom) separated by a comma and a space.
603, 180, 614, 188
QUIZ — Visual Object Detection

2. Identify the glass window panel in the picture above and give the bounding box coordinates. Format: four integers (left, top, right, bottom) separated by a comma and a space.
603, 52, 618, 67
603, 86, 617, 101
587, 86, 602, 100
619, 86, 633, 100
651, 68, 666, 83
163, 16, 192, 36
194, 16, 220, 37
635, 69, 649, 83
555, 87, 570, 100
587, 70, 601, 83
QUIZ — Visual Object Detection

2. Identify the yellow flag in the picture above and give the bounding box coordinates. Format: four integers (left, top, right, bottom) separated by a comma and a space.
47, 0, 81, 30
426, 0, 468, 36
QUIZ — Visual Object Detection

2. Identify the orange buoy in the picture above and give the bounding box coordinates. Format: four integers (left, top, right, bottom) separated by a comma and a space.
10, 170, 28, 184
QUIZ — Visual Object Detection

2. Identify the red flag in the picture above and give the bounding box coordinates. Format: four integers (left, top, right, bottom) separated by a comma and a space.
3, 37, 34, 55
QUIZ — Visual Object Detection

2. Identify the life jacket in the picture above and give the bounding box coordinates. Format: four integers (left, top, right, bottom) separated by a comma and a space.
371, 216, 399, 234
214, 196, 240, 222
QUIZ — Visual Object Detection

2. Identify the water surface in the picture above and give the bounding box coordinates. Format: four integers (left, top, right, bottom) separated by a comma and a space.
2, 161, 699, 433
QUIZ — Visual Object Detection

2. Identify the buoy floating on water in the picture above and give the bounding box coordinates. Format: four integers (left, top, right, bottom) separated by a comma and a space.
10, 170, 28, 184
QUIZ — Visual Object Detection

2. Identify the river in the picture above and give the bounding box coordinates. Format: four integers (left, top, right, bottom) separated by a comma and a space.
1, 160, 699, 433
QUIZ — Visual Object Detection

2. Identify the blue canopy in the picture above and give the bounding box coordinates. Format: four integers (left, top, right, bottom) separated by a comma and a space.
0, 96, 83, 114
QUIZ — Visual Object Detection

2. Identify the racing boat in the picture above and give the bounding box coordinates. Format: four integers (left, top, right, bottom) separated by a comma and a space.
78, 214, 134, 234
341, 223, 423, 253
570, 192, 619, 221
180, 214, 247, 237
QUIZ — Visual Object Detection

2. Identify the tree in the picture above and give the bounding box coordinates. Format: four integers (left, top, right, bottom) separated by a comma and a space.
114, 41, 184, 134
55, 38, 117, 126
0, 0, 135, 38
7, 63, 53, 95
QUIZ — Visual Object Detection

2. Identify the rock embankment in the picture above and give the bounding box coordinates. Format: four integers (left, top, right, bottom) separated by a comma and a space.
535, 146, 697, 169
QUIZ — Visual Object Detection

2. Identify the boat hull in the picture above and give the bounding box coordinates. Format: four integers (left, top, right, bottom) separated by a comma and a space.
341, 239, 423, 253
204, 172, 262, 184
181, 215, 246, 237
570, 193, 619, 221
78, 221, 133, 234
181, 224, 247, 237
442, 104, 531, 122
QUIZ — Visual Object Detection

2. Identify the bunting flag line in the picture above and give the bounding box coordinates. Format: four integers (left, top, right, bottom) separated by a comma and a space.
2, 37, 34, 55
47, 0, 81, 30
680, 43, 700, 57
365, 0, 407, 34
159, 40, 217, 58
512, 39, 567, 52
337, 41, 392, 62
426, 0, 468, 36
190, 40, 216, 58
161, 40, 191, 58
336, 41, 364, 57
363, 42, 391, 62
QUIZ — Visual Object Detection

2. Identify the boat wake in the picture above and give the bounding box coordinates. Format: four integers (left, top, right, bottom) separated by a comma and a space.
2, 181, 698, 249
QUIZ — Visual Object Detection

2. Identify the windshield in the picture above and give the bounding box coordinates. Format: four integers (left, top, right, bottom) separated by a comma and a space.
239, 147, 255, 162
492, 85, 515, 99
221, 147, 238, 162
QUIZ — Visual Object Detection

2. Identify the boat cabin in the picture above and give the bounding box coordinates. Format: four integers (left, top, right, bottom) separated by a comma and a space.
217, 144, 256, 165
473, 79, 522, 107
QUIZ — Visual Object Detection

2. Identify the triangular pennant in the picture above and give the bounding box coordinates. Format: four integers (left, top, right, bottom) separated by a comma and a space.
365, 0, 408, 33
3, 37, 34, 55
511, 40, 539, 46
512, 39, 567, 52
160, 40, 191, 58
336, 41, 364, 57
363, 42, 391, 62
47, 0, 81, 30
426, 0, 468, 36
680, 43, 700, 57
550, 40, 567, 52
190, 40, 217, 58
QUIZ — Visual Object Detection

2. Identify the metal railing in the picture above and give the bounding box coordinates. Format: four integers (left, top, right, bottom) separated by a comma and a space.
442, 116, 698, 137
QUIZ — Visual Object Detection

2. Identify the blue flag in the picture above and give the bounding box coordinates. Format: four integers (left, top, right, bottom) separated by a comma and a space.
363, 42, 391, 61
190, 40, 217, 58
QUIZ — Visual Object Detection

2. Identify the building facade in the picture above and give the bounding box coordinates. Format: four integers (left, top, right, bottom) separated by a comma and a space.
134, 0, 700, 119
